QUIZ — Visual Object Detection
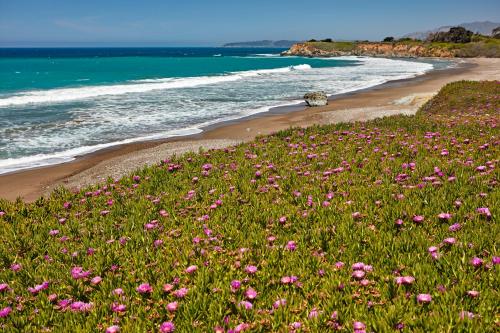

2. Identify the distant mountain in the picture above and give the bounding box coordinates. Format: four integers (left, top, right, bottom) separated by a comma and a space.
403, 21, 500, 40
223, 40, 302, 48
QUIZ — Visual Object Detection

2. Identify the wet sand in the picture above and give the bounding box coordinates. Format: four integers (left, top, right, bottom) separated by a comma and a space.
1, 58, 499, 202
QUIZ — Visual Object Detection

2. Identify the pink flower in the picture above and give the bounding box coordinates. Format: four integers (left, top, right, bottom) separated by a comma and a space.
351, 262, 365, 270
395, 276, 415, 285
111, 303, 126, 313
428, 246, 438, 253
442, 238, 456, 245
308, 307, 320, 319
238, 301, 253, 310
360, 279, 370, 286
353, 321, 366, 331
470, 257, 483, 268
352, 270, 365, 280
272, 298, 287, 309
459, 311, 476, 320
416, 294, 432, 304
0, 283, 10, 292
71, 266, 91, 280
70, 301, 93, 312
286, 241, 297, 251
136, 283, 153, 294
230, 280, 241, 291
0, 306, 12, 318
413, 215, 424, 223
173, 287, 188, 298
467, 290, 479, 298
244, 288, 257, 300
335, 261, 345, 269
244, 265, 258, 274
476, 207, 491, 219
160, 321, 175, 333
234, 323, 250, 332
352, 212, 362, 220
90, 276, 102, 285
185, 265, 198, 274
438, 213, 452, 220
28, 281, 49, 295
106, 326, 120, 333
163, 284, 175, 293
10, 263, 22, 272
49, 229, 59, 236
113, 288, 124, 296
449, 223, 461, 232
166, 302, 178, 312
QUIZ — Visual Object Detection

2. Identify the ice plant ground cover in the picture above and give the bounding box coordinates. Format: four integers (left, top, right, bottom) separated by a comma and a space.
0, 81, 498, 332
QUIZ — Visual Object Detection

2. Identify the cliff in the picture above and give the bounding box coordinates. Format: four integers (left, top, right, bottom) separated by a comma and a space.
282, 40, 500, 58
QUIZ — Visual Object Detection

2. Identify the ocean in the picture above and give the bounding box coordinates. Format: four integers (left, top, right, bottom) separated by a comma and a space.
0, 47, 447, 174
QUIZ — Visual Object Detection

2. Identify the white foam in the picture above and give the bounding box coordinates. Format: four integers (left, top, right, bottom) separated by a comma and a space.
0, 127, 202, 175
0, 64, 313, 108
251, 53, 281, 57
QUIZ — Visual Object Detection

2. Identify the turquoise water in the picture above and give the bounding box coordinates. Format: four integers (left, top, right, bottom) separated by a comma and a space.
0, 48, 440, 174
0, 52, 351, 93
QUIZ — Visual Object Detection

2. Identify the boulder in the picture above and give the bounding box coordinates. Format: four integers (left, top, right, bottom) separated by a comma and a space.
304, 91, 328, 107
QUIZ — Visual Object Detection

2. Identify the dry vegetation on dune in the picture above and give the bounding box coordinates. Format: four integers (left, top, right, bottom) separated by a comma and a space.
0, 81, 498, 332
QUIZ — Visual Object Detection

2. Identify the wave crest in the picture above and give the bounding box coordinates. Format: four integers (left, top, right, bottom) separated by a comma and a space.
0, 64, 313, 108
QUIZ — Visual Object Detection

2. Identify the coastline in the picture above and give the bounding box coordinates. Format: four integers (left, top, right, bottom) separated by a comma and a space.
1, 57, 499, 202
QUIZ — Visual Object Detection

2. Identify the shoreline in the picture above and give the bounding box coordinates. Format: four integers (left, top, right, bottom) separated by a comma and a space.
1, 57, 499, 202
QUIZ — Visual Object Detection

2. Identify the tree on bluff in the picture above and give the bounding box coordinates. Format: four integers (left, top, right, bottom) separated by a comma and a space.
493, 27, 500, 39
428, 27, 473, 43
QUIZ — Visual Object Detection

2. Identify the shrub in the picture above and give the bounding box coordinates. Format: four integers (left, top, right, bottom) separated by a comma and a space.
428, 27, 473, 43
493, 26, 500, 39
383, 36, 395, 42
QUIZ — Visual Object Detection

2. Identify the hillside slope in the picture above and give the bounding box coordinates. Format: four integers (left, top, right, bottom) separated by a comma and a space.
282, 39, 500, 58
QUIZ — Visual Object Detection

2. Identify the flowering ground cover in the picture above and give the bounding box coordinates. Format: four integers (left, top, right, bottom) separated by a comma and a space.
0, 81, 498, 332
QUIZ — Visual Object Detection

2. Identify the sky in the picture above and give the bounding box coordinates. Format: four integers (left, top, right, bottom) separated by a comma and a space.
0, 0, 499, 46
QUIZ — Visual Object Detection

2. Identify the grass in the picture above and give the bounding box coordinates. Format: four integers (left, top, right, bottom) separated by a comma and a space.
306, 42, 357, 52
0, 81, 499, 332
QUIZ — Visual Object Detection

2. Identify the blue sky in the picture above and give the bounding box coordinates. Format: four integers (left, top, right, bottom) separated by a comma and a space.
0, 0, 499, 46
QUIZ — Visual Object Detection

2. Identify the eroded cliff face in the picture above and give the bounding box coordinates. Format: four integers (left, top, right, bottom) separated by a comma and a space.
282, 43, 455, 58
354, 43, 454, 57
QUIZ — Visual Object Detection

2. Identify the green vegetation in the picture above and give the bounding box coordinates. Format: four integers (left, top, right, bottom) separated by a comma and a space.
301, 27, 500, 57
0, 81, 499, 332
306, 41, 357, 52
428, 27, 473, 43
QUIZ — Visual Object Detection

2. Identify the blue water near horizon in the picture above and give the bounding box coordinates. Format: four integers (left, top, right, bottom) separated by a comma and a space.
0, 47, 445, 174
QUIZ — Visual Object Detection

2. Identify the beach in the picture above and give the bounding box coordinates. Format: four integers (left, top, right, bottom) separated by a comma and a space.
1, 57, 499, 202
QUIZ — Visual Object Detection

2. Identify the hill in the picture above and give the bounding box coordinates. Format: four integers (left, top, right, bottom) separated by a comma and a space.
404, 21, 500, 40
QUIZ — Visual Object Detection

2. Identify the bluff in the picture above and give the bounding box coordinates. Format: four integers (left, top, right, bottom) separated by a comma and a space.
282, 40, 500, 58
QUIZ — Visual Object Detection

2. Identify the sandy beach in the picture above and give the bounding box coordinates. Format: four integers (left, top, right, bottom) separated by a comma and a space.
1, 57, 499, 202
